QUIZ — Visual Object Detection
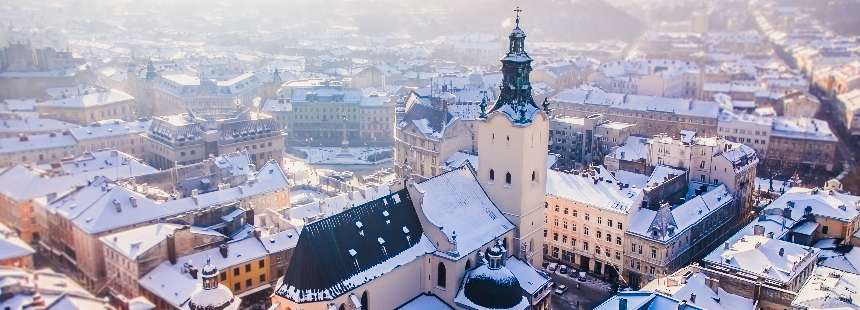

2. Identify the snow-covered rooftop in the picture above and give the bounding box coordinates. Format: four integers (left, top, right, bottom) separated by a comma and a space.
34, 89, 133, 109
100, 223, 183, 260
546, 167, 644, 214
552, 86, 720, 119
703, 235, 818, 285
644, 272, 754, 310
792, 266, 860, 309
629, 185, 733, 243
414, 166, 514, 259
0, 222, 34, 261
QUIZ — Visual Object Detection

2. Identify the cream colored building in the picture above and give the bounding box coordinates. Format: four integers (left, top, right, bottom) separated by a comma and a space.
34, 88, 136, 125
544, 166, 645, 282
395, 92, 476, 180
37, 161, 290, 290
0, 119, 150, 167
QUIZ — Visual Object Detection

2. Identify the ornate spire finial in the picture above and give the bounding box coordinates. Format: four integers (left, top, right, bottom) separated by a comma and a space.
514, 6, 522, 27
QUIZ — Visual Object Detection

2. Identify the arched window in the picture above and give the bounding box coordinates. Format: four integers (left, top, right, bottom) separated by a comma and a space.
339, 304, 345, 310
437, 262, 447, 288
361, 291, 369, 310
531, 171, 536, 181
505, 172, 512, 185
465, 260, 472, 271
489, 169, 495, 181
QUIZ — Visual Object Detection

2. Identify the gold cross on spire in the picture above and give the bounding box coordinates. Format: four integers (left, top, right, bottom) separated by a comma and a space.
514, 6, 522, 26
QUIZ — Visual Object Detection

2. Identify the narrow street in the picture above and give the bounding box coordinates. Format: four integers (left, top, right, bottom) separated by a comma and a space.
548, 271, 614, 309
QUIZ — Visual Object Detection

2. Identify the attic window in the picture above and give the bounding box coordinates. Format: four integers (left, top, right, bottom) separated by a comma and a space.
355, 221, 364, 229
402, 227, 410, 234
382, 211, 390, 217
349, 249, 357, 256
377, 237, 386, 245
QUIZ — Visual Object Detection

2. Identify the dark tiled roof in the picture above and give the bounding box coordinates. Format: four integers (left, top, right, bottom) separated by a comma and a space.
277, 189, 426, 301
402, 102, 452, 135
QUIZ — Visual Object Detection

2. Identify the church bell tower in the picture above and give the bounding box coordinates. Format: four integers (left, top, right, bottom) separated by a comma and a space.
477, 8, 549, 266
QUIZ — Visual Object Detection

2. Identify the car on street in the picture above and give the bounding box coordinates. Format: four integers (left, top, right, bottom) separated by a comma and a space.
558, 265, 568, 275
554, 284, 568, 295
547, 263, 558, 272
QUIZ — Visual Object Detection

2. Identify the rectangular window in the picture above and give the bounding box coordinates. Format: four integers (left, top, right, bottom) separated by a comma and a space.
260, 274, 267, 282
245, 264, 251, 273
245, 279, 252, 288
220, 272, 227, 281
234, 282, 241, 290
259, 260, 265, 268
608, 219, 613, 228
233, 268, 239, 276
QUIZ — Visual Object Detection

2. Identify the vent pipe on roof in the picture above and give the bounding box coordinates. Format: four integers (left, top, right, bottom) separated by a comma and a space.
219, 243, 228, 258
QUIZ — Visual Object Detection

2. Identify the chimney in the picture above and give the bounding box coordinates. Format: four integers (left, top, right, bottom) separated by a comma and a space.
113, 199, 122, 213
619, 297, 627, 310
689, 293, 696, 304
705, 277, 720, 295
129, 196, 138, 208
166, 233, 177, 265
779, 248, 785, 256
753, 225, 765, 236
219, 243, 228, 258
189, 266, 198, 279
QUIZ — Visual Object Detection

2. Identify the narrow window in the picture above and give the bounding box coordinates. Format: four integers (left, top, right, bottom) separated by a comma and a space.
489, 169, 495, 181
505, 172, 512, 184
437, 263, 447, 288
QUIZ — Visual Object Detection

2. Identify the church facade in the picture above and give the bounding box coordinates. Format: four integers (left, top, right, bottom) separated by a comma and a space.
270, 9, 552, 310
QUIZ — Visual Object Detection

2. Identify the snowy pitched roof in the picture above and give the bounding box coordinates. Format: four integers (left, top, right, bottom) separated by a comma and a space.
396, 294, 453, 310
608, 136, 649, 162
34, 89, 133, 109
771, 117, 838, 142
0, 267, 97, 310
399, 102, 453, 139
100, 223, 183, 260
763, 187, 860, 223
645, 272, 754, 310
414, 166, 514, 259
49, 161, 289, 234
703, 235, 818, 285
552, 86, 720, 119
792, 266, 860, 309
629, 185, 733, 242
0, 223, 35, 261
138, 237, 266, 309
546, 167, 644, 214
0, 152, 155, 202
594, 291, 705, 310
818, 247, 860, 275
275, 190, 435, 303
0, 117, 77, 135
506, 256, 551, 295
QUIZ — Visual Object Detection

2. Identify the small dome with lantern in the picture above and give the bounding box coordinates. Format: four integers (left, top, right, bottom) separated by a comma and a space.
188, 258, 241, 310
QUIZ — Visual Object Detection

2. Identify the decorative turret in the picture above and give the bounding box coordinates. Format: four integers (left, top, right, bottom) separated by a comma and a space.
486, 7, 541, 125
188, 258, 240, 310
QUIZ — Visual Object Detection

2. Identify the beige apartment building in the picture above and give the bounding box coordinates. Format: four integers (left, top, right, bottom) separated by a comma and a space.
544, 166, 644, 282
395, 94, 475, 180
34, 88, 136, 125
101, 223, 227, 300
37, 161, 289, 290
0, 119, 150, 167
625, 185, 737, 288
552, 86, 720, 137
145, 111, 284, 169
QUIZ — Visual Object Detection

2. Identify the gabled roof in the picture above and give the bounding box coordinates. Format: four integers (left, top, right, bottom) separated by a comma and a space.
275, 190, 435, 303
415, 166, 515, 260
400, 102, 453, 139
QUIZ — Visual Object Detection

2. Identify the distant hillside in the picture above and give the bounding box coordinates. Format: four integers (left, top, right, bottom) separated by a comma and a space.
353, 0, 646, 43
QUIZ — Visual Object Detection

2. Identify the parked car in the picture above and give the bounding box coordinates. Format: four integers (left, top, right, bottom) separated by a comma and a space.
558, 265, 568, 275
577, 271, 587, 282
547, 263, 558, 272
554, 284, 568, 295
